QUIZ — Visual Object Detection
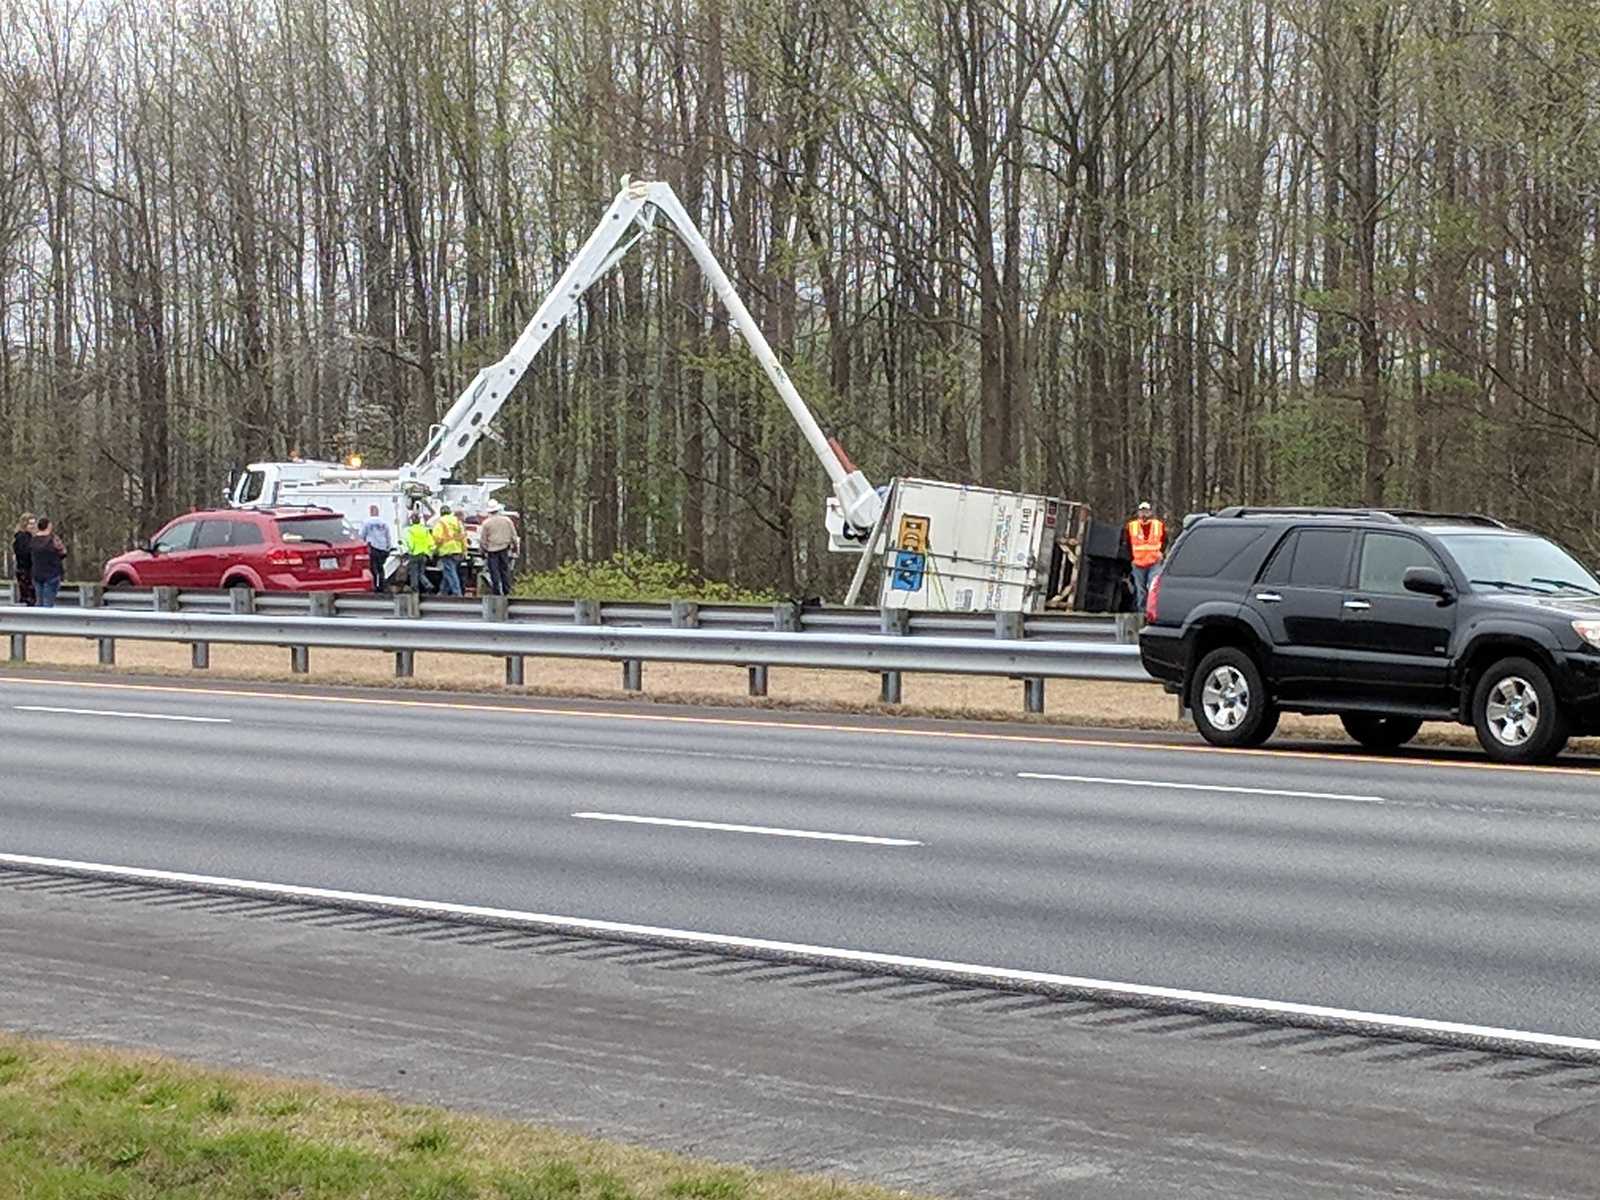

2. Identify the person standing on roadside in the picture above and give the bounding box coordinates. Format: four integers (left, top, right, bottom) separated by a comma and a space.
12, 512, 36, 605
431, 504, 466, 596
29, 517, 66, 608
1125, 500, 1166, 611
403, 509, 435, 593
358, 504, 394, 593
478, 501, 517, 596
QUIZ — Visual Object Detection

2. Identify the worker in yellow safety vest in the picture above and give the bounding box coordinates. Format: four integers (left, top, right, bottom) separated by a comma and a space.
1126, 500, 1166, 611
431, 505, 466, 596
403, 511, 436, 594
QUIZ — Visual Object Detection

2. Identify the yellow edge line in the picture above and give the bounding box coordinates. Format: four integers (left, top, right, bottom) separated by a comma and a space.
0, 670, 1587, 778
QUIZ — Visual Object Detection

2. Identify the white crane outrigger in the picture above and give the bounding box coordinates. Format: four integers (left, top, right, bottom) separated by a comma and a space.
229, 177, 883, 553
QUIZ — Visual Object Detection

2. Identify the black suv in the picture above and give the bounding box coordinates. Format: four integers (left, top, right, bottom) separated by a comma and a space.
1139, 507, 1600, 763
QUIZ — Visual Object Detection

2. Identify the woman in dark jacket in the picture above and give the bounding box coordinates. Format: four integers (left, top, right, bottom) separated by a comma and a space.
29, 517, 66, 608
12, 512, 35, 605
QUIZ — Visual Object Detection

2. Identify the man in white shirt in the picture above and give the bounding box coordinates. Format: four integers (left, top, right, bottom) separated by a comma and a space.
358, 505, 394, 592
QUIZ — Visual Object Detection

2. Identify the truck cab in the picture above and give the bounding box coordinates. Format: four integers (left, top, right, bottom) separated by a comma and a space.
229, 461, 344, 509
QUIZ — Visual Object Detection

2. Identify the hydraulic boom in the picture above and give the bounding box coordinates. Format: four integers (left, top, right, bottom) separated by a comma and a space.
409, 178, 882, 533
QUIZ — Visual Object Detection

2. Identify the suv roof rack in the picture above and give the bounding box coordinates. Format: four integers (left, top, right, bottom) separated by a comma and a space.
1210, 506, 1507, 529
1212, 506, 1401, 522
1383, 510, 1509, 529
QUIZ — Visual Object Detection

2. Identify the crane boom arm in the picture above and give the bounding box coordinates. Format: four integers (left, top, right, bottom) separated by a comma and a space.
409, 178, 882, 531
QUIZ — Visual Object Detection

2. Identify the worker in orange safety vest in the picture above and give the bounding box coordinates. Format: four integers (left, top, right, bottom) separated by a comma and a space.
1126, 500, 1166, 611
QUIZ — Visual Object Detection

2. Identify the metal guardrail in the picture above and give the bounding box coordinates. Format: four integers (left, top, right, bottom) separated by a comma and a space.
0, 583, 1133, 642
0, 586, 1153, 712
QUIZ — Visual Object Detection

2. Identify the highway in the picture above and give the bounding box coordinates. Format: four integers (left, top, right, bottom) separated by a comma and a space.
2, 673, 1598, 1041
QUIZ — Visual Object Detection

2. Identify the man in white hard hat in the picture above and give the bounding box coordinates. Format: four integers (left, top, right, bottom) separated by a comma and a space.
1125, 500, 1166, 611
478, 500, 518, 596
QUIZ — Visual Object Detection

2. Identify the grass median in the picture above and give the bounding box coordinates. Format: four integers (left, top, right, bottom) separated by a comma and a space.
0, 1034, 917, 1200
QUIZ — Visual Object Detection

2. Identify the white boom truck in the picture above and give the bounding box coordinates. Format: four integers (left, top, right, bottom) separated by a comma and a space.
229, 177, 1100, 610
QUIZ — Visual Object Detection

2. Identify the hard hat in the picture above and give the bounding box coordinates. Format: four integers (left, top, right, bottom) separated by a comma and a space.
1138, 500, 1153, 512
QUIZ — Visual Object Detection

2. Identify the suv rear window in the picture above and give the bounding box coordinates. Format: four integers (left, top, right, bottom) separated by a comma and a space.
1163, 525, 1270, 580
1287, 528, 1355, 588
194, 520, 233, 549
275, 516, 351, 544
1260, 527, 1356, 589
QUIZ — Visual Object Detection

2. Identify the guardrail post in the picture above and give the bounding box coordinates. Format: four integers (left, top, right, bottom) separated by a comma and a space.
1115, 613, 1142, 643
879, 607, 909, 704
750, 603, 799, 697
670, 599, 699, 628
393, 592, 419, 678
481, 594, 522, 685
290, 592, 333, 674
191, 642, 210, 670
996, 610, 1044, 714
576, 599, 638, 692
78, 584, 115, 665
146, 587, 179, 668
8, 633, 24, 663
228, 587, 254, 615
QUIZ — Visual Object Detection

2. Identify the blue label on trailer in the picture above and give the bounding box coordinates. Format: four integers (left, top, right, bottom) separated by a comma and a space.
891, 550, 926, 591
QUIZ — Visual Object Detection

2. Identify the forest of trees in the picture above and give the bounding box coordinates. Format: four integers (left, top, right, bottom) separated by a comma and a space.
2, 0, 1599, 593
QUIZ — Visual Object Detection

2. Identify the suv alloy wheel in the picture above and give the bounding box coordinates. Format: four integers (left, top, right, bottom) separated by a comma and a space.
1191, 647, 1279, 748
1471, 656, 1568, 764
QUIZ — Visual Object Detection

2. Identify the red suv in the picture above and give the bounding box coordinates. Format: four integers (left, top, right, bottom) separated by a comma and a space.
102, 508, 371, 592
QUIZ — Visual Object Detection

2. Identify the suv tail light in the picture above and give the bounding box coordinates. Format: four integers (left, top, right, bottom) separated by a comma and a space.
267, 547, 305, 567
1144, 572, 1162, 622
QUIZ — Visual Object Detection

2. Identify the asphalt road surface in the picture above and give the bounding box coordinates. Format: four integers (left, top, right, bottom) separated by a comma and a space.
7, 874, 1600, 1200
1, 673, 1598, 1040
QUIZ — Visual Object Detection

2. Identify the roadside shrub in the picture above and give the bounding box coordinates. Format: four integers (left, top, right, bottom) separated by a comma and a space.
512, 553, 776, 604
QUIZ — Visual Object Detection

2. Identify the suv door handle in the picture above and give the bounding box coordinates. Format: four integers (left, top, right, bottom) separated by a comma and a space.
1343, 599, 1372, 611
1254, 592, 1282, 603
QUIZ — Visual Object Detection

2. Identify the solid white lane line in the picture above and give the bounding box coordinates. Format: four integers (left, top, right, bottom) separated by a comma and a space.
1018, 771, 1384, 804
1, 849, 1594, 1059
572, 812, 922, 846
12, 705, 230, 725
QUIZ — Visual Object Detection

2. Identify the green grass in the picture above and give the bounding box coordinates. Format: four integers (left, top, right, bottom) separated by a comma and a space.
0, 1035, 919, 1200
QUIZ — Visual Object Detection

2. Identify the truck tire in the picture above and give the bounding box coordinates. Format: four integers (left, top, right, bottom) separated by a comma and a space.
1472, 656, 1568, 764
1339, 713, 1423, 751
1190, 647, 1279, 748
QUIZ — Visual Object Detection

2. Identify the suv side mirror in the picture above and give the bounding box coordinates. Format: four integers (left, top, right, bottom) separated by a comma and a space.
1403, 566, 1451, 598
139, 539, 156, 555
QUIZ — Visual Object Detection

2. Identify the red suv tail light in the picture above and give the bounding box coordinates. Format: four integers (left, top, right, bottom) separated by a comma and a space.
266, 547, 305, 567
1144, 572, 1162, 622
